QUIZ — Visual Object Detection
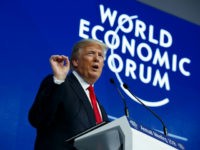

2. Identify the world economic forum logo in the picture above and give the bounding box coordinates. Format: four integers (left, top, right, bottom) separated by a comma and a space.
78, 4, 191, 107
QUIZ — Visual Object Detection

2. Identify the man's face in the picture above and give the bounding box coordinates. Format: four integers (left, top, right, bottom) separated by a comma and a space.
72, 43, 104, 84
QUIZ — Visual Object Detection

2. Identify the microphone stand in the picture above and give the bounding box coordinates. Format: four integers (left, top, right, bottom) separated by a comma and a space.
123, 83, 168, 136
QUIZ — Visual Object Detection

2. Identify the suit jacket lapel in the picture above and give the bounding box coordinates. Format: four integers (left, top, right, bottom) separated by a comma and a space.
67, 73, 96, 126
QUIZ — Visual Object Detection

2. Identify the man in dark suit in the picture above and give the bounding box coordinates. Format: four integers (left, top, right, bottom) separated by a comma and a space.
28, 38, 109, 150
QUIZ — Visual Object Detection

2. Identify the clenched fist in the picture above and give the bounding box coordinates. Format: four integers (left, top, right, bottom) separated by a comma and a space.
49, 55, 70, 80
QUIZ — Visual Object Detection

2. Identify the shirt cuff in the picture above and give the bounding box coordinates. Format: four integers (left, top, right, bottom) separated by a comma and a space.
53, 76, 65, 84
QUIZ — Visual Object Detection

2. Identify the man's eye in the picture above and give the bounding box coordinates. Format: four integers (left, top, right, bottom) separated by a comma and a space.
88, 51, 94, 55
99, 54, 103, 58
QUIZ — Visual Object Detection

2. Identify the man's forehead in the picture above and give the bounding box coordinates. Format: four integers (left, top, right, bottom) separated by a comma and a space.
83, 44, 103, 50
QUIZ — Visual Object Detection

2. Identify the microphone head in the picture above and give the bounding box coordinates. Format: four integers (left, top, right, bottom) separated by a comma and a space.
123, 83, 129, 89
109, 78, 114, 84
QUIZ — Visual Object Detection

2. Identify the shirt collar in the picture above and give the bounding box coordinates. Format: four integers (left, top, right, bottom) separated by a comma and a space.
72, 70, 92, 90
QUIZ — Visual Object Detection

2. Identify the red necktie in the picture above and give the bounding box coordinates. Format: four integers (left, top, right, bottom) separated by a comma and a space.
88, 85, 103, 124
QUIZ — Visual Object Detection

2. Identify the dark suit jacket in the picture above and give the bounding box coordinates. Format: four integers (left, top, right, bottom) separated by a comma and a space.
28, 73, 108, 150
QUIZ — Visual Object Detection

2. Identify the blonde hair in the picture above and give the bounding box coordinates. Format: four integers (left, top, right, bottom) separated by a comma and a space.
70, 38, 108, 69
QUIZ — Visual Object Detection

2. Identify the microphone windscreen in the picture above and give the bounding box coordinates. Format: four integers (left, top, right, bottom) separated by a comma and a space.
123, 83, 128, 89
109, 78, 114, 84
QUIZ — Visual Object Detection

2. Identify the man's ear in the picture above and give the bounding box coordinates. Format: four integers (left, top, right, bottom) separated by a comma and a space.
72, 59, 78, 68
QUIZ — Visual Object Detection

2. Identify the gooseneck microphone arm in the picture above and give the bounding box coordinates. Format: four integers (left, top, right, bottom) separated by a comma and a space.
123, 83, 168, 136
110, 78, 129, 117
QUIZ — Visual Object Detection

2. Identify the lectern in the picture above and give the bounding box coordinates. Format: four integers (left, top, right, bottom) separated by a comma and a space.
72, 116, 184, 150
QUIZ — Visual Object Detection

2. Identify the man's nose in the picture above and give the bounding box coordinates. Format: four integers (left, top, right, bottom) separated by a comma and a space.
94, 53, 100, 61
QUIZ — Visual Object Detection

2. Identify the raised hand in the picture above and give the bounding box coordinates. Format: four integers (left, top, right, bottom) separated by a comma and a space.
49, 55, 70, 80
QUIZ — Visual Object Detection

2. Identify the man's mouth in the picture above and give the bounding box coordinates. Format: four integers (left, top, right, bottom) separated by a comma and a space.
92, 64, 99, 70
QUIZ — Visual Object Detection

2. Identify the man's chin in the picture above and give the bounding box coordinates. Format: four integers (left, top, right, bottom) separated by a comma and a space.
89, 73, 101, 80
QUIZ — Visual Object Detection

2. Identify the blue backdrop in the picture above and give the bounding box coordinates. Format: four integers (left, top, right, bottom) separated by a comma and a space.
0, 0, 199, 149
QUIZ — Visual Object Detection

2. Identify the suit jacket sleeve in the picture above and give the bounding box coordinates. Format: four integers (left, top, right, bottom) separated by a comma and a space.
28, 74, 65, 129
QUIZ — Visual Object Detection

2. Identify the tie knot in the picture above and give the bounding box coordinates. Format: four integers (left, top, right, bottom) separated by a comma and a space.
88, 85, 94, 92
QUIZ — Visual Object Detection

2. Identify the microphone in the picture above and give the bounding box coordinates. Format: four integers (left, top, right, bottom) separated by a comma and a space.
109, 78, 129, 117
123, 83, 168, 136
